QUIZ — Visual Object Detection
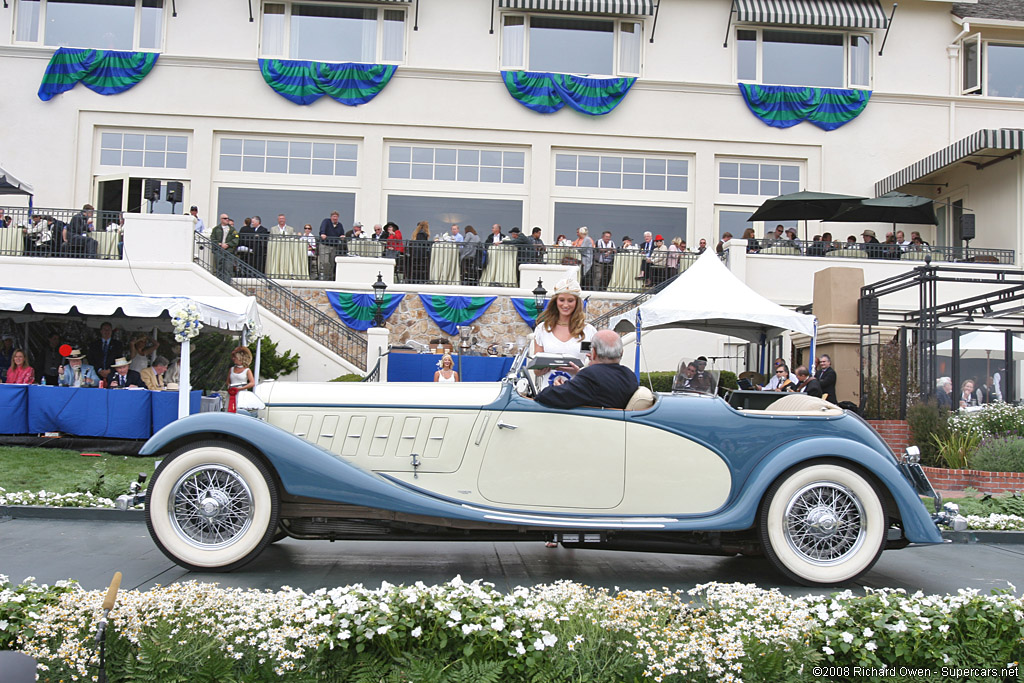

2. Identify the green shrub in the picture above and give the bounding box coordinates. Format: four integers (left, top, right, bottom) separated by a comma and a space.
640, 371, 674, 392
931, 430, 981, 470
970, 436, 1024, 473
949, 490, 1024, 517
331, 373, 364, 382
906, 401, 949, 467
247, 335, 300, 381
718, 370, 738, 391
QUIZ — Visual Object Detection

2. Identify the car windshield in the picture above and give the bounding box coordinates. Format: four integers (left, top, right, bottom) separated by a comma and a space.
671, 358, 719, 395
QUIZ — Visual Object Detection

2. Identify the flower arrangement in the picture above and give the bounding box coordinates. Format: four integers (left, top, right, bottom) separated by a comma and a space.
170, 303, 203, 343
4, 577, 1023, 682
0, 486, 115, 508
949, 402, 1024, 440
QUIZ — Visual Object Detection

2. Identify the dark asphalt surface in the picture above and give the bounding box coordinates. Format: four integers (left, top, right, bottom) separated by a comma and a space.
2, 516, 1023, 598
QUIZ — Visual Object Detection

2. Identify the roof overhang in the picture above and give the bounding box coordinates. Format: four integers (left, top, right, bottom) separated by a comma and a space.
497, 0, 657, 16
733, 0, 889, 29
876, 128, 1024, 196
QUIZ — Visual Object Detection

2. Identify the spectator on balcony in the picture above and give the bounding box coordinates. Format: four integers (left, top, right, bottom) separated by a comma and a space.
190, 205, 204, 235
911, 230, 930, 246
716, 232, 733, 256
507, 227, 532, 273
318, 210, 345, 280
697, 238, 708, 254
896, 230, 911, 252
26, 214, 52, 255
210, 213, 239, 283
107, 356, 145, 389
346, 221, 364, 240
407, 220, 431, 284
302, 224, 318, 278
621, 235, 635, 250
667, 236, 685, 273
6, 348, 34, 385
371, 223, 385, 241
861, 229, 883, 258
740, 227, 760, 253
572, 226, 596, 288
62, 204, 98, 257
881, 232, 900, 260
523, 226, 544, 264
384, 221, 404, 259
450, 224, 464, 243
251, 215, 269, 273
486, 223, 504, 247
88, 322, 124, 383
272, 213, 296, 235
59, 349, 99, 388
140, 356, 170, 391
646, 235, 669, 286
237, 217, 256, 270
594, 231, 616, 291
460, 225, 482, 285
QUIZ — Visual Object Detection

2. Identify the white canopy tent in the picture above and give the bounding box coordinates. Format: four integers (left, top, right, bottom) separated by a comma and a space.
0, 287, 261, 418
610, 250, 817, 374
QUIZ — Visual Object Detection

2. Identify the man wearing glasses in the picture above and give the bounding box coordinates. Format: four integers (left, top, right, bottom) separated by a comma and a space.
210, 213, 239, 283
758, 358, 794, 391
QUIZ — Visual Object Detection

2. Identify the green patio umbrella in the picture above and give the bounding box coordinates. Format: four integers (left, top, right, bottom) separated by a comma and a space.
826, 192, 938, 225
748, 190, 867, 223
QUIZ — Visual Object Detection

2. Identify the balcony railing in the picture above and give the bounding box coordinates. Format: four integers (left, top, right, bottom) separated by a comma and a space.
749, 238, 1014, 264
194, 233, 368, 369
0, 207, 124, 260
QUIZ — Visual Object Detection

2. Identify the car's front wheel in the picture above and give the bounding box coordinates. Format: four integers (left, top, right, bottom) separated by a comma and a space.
146, 441, 279, 572
758, 461, 887, 586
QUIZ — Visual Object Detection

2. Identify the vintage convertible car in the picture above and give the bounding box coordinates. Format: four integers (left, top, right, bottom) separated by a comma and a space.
130, 350, 943, 586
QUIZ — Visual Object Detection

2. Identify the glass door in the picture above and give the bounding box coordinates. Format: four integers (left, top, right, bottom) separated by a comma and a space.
93, 175, 190, 217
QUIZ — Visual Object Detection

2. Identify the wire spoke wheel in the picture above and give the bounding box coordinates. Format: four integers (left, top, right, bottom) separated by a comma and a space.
170, 465, 254, 549
783, 482, 865, 565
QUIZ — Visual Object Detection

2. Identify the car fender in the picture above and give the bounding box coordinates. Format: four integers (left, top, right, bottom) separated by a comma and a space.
730, 436, 942, 544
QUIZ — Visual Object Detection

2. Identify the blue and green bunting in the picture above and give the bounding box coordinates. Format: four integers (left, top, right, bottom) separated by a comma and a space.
502, 71, 635, 116
327, 292, 405, 331
511, 298, 547, 329
259, 59, 397, 106
418, 295, 495, 335
38, 47, 158, 101
738, 84, 870, 131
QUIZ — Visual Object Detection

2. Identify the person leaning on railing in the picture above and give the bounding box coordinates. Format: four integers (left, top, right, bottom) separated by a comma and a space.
460, 226, 482, 285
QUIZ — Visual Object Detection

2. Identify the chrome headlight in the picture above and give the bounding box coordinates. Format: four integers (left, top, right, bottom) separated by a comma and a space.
902, 445, 921, 464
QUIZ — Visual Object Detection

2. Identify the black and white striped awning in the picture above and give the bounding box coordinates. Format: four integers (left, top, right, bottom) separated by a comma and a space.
497, 0, 657, 16
876, 129, 1024, 196
733, 0, 888, 29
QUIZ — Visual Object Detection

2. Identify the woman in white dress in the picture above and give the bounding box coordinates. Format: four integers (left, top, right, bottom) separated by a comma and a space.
128, 335, 157, 372
532, 277, 595, 389
433, 353, 459, 383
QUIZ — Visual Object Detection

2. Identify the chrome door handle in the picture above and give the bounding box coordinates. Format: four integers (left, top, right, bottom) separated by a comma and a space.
497, 421, 518, 430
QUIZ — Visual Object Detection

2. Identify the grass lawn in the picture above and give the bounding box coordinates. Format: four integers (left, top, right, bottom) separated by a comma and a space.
0, 446, 158, 500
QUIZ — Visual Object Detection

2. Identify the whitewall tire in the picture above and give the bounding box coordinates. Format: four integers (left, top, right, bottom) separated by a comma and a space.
758, 461, 887, 586
146, 441, 279, 572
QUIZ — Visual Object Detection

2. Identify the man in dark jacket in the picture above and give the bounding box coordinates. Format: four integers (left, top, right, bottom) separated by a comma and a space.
815, 354, 837, 402
87, 321, 124, 383
319, 211, 345, 279
63, 204, 98, 256
106, 357, 145, 389
506, 227, 533, 271
210, 213, 240, 282
537, 330, 638, 410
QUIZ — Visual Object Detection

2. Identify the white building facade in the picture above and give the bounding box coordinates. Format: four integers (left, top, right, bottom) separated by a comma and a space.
2, 0, 1024, 257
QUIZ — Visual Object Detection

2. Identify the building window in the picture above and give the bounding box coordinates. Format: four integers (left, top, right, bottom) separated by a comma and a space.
737, 28, 870, 88
717, 207, 796, 240
388, 145, 525, 184
962, 36, 1024, 99
554, 202, 686, 242
261, 2, 404, 63
718, 161, 800, 197
555, 153, 687, 191
501, 14, 641, 76
218, 187, 355, 235
219, 137, 358, 176
15, 0, 163, 51
386, 195, 524, 235
100, 132, 187, 169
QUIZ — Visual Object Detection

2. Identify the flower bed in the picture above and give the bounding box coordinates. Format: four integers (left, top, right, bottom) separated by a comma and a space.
0, 487, 115, 508
2, 576, 1022, 682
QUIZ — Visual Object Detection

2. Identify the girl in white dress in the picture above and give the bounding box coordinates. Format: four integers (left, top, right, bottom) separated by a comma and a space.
533, 277, 595, 389
434, 353, 459, 383
228, 345, 261, 412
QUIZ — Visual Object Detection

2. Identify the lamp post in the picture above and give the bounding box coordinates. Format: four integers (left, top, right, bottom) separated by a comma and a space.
532, 278, 547, 314
372, 272, 387, 327
458, 325, 471, 379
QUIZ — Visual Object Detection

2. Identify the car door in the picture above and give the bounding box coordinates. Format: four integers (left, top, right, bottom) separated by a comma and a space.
477, 401, 625, 510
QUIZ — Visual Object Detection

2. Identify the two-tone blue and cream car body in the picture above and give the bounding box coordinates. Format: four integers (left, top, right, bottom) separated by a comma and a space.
138, 354, 942, 586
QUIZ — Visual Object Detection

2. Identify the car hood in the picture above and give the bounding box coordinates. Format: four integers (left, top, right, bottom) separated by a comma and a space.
255, 380, 507, 408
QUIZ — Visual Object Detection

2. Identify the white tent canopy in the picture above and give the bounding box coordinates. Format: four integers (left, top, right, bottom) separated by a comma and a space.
610, 250, 817, 341
0, 287, 260, 419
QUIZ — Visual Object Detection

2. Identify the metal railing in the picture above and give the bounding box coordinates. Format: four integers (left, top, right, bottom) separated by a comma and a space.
749, 238, 1014, 264
0, 206, 124, 260
194, 233, 368, 369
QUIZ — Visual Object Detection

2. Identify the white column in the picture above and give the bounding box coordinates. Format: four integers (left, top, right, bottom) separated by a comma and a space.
254, 337, 262, 383
177, 339, 191, 419
366, 326, 390, 382
726, 238, 749, 283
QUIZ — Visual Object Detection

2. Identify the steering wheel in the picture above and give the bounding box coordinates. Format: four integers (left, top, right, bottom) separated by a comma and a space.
515, 366, 537, 398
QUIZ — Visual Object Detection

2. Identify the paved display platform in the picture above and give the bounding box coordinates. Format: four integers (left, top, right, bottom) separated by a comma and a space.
2, 517, 1022, 598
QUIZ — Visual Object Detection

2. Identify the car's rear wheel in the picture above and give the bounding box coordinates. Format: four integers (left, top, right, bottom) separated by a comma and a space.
758, 461, 887, 586
146, 441, 279, 572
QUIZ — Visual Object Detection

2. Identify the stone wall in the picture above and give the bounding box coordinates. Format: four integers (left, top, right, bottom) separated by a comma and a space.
294, 287, 621, 350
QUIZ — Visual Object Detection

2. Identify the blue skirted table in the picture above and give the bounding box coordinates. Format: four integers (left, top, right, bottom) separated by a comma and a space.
387, 354, 515, 382
0, 384, 200, 438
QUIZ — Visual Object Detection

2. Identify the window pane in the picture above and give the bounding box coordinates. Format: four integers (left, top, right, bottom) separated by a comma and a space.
554, 202, 686, 243
412, 147, 434, 163
578, 171, 599, 187
761, 164, 779, 179
623, 157, 644, 173
988, 44, 1024, 98
600, 173, 621, 189
139, 0, 163, 50
290, 141, 312, 158
101, 132, 122, 148
243, 139, 266, 156
762, 30, 843, 87
457, 166, 478, 182
411, 163, 432, 179
622, 173, 643, 189
601, 156, 621, 172
780, 165, 800, 181
619, 20, 641, 74
435, 148, 457, 164
502, 14, 526, 68
504, 151, 525, 167
579, 155, 600, 171
719, 178, 738, 194
457, 149, 479, 165
503, 167, 524, 184
44, 0, 135, 49
336, 144, 358, 160
335, 160, 357, 176
100, 149, 121, 165
435, 165, 456, 181
667, 159, 687, 175
220, 155, 241, 172
760, 180, 779, 196
166, 152, 187, 169
243, 156, 265, 173
529, 16, 614, 76
291, 5, 376, 63
850, 34, 870, 88
387, 195, 522, 238
390, 146, 411, 162
123, 149, 143, 166
739, 163, 758, 179
963, 36, 979, 93
740, 179, 759, 194
645, 175, 665, 191
289, 157, 311, 174
645, 158, 666, 174
267, 156, 289, 173
480, 166, 502, 183
144, 151, 164, 168
145, 135, 166, 151
381, 8, 405, 62
720, 162, 738, 178
15, 0, 40, 42
480, 150, 502, 167
313, 143, 334, 159
262, 3, 286, 55
666, 175, 686, 192
389, 162, 410, 179
267, 141, 289, 157
555, 170, 576, 186
218, 187, 355, 238
220, 138, 242, 155
718, 210, 752, 239
781, 180, 800, 194
123, 134, 144, 150
312, 159, 334, 175
737, 29, 757, 81
166, 135, 187, 152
